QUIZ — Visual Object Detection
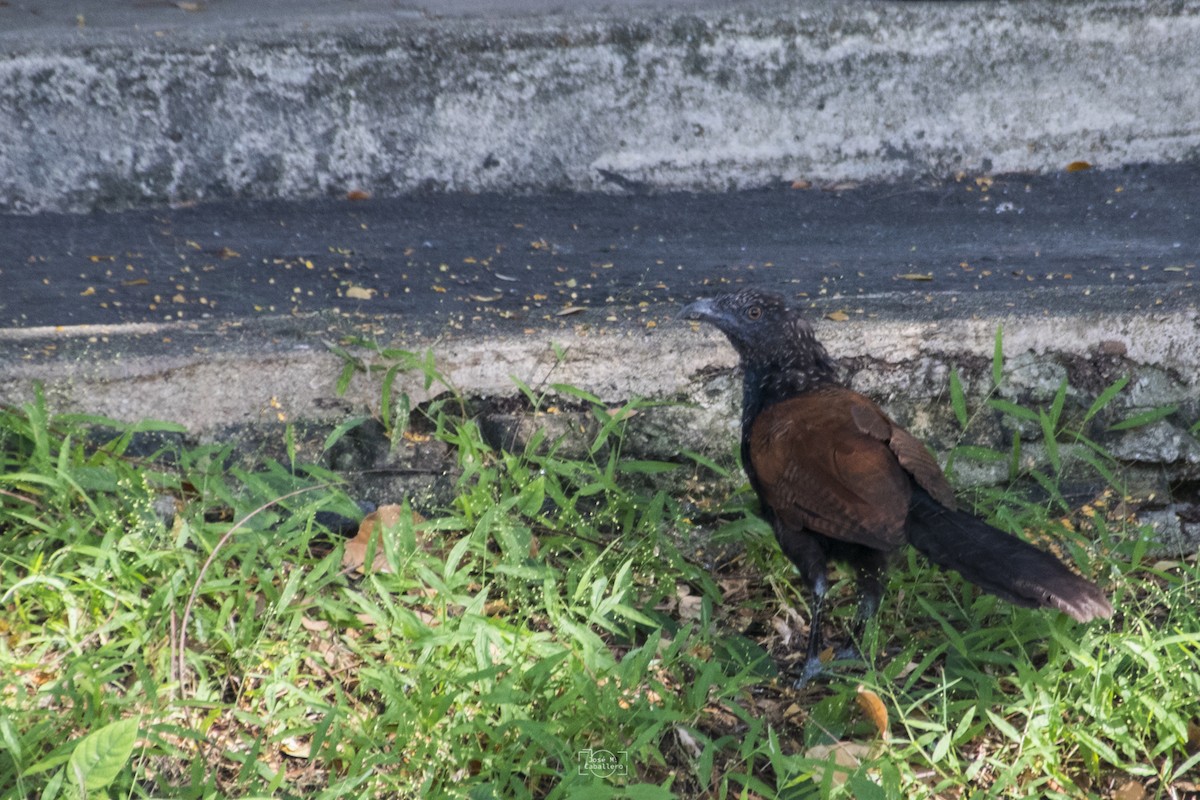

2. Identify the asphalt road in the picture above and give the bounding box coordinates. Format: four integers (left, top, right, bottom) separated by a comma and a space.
2, 163, 1197, 333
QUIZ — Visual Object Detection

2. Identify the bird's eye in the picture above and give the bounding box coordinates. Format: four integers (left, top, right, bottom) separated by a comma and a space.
746, 305, 762, 320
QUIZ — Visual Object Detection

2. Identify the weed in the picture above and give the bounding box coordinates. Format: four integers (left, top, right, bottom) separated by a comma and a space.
0, 334, 1197, 800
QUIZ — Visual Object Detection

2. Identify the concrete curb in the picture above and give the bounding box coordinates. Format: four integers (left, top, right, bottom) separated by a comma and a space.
3, 0, 1200, 212
3, 299, 1196, 457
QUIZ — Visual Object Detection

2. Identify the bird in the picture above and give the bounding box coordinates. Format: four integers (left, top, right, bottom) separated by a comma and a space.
680, 288, 1112, 685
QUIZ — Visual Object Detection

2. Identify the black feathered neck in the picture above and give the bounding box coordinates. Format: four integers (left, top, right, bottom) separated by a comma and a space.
739, 315, 839, 429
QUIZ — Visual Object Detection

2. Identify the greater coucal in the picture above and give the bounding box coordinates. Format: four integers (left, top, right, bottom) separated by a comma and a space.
681, 288, 1112, 684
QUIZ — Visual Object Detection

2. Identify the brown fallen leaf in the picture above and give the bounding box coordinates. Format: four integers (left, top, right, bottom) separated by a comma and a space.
299, 616, 330, 632
855, 685, 889, 739
279, 737, 311, 759
896, 273, 933, 282
1111, 779, 1147, 800
1066, 160, 1092, 172
345, 189, 371, 201
470, 293, 503, 302
824, 310, 850, 322
804, 741, 875, 786
790, 179, 812, 190
342, 505, 427, 575
556, 306, 586, 316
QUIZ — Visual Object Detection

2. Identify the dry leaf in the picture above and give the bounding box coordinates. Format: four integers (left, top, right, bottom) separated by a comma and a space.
804, 741, 874, 786
790, 179, 812, 190
825, 310, 850, 322
482, 600, 511, 617
896, 273, 933, 281
770, 617, 794, 647
1111, 779, 1147, 800
556, 306, 586, 316
345, 285, 376, 300
80, 286, 96, 297
470, 293, 502, 302
342, 505, 426, 575
675, 726, 703, 758
855, 685, 889, 738
345, 189, 371, 201
1187, 719, 1200, 754
122, 278, 150, 286
1066, 160, 1092, 172
279, 737, 311, 759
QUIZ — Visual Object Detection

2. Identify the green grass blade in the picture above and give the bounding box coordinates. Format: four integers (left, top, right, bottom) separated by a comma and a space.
1108, 405, 1178, 431
1083, 376, 1129, 424
992, 325, 1005, 387
1039, 409, 1060, 475
949, 368, 969, 429
987, 398, 1039, 422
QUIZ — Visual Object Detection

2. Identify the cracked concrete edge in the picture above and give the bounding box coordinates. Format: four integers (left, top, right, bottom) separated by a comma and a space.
4, 0, 1200, 212
2, 306, 1197, 439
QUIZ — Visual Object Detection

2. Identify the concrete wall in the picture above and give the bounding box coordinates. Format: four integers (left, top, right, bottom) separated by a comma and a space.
3, 0, 1200, 212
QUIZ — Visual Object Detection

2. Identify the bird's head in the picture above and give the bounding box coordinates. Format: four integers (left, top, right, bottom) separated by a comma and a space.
680, 288, 800, 359
680, 287, 837, 388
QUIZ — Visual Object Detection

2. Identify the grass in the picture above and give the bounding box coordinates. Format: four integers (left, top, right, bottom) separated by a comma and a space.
0, 338, 1198, 799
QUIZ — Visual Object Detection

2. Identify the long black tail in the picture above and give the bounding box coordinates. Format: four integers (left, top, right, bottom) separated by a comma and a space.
906, 489, 1113, 622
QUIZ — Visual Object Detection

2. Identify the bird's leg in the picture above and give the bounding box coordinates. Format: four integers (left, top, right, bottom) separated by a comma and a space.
837, 550, 888, 663
775, 528, 831, 687
795, 572, 829, 686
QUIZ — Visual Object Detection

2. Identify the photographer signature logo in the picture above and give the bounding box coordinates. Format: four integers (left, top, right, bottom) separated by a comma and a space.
577, 748, 629, 778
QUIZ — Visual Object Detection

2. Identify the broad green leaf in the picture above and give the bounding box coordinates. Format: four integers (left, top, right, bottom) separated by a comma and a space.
67, 717, 140, 793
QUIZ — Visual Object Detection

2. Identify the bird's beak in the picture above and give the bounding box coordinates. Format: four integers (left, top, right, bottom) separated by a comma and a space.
679, 297, 719, 323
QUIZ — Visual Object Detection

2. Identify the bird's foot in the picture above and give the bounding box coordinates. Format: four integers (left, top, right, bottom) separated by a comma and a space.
833, 642, 864, 663
790, 656, 827, 689
789, 643, 868, 688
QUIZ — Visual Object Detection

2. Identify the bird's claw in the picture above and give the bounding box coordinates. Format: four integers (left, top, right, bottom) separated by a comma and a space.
790, 656, 828, 689
789, 642, 867, 688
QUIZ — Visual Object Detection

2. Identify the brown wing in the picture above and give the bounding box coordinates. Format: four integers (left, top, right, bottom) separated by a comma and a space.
888, 424, 957, 510
749, 386, 955, 548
